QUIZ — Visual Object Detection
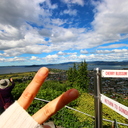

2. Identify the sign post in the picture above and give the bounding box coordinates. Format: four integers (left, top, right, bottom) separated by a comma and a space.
100, 91, 128, 119
101, 70, 128, 78
94, 68, 102, 128
93, 69, 128, 127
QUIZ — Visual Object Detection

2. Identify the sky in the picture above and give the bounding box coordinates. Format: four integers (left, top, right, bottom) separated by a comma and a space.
0, 0, 128, 66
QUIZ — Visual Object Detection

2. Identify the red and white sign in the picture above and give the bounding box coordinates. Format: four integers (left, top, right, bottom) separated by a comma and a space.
101, 70, 128, 78
101, 94, 128, 119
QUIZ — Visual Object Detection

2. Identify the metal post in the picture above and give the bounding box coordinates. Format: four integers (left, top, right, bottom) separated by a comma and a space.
94, 68, 102, 128
114, 119, 118, 128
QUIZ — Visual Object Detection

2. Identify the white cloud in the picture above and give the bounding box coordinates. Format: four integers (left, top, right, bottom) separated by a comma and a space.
80, 50, 88, 54
0, 58, 5, 62
92, 0, 128, 42
63, 9, 77, 16
44, 54, 59, 62
0, 25, 24, 40
30, 56, 41, 61
62, 0, 84, 6
96, 50, 112, 54
51, 27, 76, 43
30, 56, 38, 60
96, 49, 128, 54
8, 57, 26, 62
0, 0, 128, 65
51, 19, 66, 26
113, 49, 128, 53
79, 54, 87, 59
0, 57, 26, 62
99, 43, 128, 49
57, 51, 77, 56
44, 0, 58, 9
57, 51, 66, 56
0, 48, 128, 65
80, 49, 128, 62
0, 0, 44, 27
1, 0, 128, 55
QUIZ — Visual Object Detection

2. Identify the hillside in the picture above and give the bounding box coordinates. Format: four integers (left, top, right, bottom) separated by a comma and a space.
22, 61, 128, 67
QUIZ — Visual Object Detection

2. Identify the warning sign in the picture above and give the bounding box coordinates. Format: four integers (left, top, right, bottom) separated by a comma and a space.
100, 94, 128, 119
101, 70, 128, 78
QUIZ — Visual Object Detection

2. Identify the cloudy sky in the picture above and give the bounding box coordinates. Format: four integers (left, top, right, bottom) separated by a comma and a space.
0, 0, 128, 66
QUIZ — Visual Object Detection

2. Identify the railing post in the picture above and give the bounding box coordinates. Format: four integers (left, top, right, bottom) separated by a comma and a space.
114, 119, 118, 128
94, 68, 102, 128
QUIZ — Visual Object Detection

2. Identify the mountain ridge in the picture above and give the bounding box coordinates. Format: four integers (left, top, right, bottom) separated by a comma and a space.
0, 61, 128, 67
25, 61, 128, 67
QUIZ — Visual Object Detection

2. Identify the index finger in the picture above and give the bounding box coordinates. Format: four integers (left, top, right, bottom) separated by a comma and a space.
32, 88, 79, 124
18, 67, 49, 110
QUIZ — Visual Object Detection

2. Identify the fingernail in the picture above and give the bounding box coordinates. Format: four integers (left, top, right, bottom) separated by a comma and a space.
38, 67, 49, 76
69, 89, 79, 99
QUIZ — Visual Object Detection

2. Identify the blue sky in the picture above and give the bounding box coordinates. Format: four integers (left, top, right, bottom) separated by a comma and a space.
0, 0, 128, 66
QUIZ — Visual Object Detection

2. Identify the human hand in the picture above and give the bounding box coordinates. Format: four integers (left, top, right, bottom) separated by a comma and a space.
9, 78, 13, 83
17, 67, 79, 125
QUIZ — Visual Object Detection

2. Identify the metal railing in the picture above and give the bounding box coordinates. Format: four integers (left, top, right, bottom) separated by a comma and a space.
34, 97, 128, 128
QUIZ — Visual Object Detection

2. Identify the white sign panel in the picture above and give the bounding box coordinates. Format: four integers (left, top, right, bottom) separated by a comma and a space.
101, 70, 128, 78
101, 94, 128, 119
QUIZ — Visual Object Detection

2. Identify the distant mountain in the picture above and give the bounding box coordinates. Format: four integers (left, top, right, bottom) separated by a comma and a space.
22, 61, 128, 67
55, 61, 128, 66
25, 62, 77, 67
87, 61, 128, 65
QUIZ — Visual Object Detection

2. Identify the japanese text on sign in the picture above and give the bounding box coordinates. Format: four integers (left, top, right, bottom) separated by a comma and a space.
101, 70, 128, 78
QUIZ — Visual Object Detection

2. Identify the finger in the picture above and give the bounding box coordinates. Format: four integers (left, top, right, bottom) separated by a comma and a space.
32, 89, 79, 124
18, 67, 49, 110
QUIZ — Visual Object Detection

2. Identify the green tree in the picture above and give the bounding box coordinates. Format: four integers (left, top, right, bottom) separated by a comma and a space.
73, 62, 78, 79
67, 63, 78, 83
77, 60, 89, 91
67, 67, 74, 83
67, 60, 89, 92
